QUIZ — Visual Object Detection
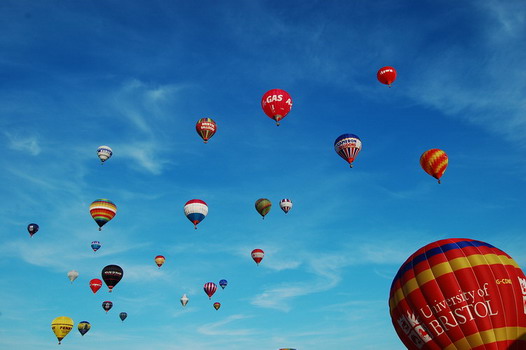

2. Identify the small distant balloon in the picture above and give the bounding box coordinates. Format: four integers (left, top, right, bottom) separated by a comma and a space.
279, 199, 293, 214
204, 282, 217, 299
334, 134, 362, 168
78, 321, 91, 336
180, 294, 189, 307
27, 223, 39, 237
67, 270, 79, 283
102, 301, 113, 313
219, 279, 228, 289
184, 199, 208, 229
89, 278, 102, 294
51, 316, 73, 344
420, 149, 448, 184
89, 199, 117, 231
196, 118, 217, 143
91, 241, 101, 252
213, 302, 221, 310
154, 255, 166, 268
101, 265, 123, 292
97, 145, 113, 164
255, 198, 272, 219
377, 66, 397, 87
261, 89, 293, 126
119, 312, 127, 321
251, 249, 264, 265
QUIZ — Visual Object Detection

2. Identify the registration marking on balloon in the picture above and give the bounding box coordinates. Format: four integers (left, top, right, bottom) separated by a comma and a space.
389, 238, 526, 350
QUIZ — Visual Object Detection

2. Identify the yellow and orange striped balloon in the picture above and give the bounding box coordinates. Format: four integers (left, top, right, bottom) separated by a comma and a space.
420, 149, 448, 183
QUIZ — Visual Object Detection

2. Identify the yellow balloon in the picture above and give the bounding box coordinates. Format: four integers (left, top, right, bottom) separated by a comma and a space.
51, 316, 74, 344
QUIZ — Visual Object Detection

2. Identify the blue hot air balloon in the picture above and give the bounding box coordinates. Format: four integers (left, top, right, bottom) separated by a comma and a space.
219, 279, 228, 289
91, 241, 101, 252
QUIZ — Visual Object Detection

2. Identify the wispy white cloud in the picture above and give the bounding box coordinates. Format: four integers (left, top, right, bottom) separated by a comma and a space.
4, 132, 41, 155
197, 314, 257, 336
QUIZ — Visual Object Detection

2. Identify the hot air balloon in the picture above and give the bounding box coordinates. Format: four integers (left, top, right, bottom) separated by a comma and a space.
184, 199, 208, 229
196, 118, 217, 143
279, 199, 293, 214
255, 198, 272, 219
219, 279, 228, 289
67, 270, 79, 283
420, 149, 448, 184
213, 302, 221, 310
389, 238, 526, 350
204, 282, 217, 300
119, 312, 127, 321
89, 278, 102, 294
261, 89, 293, 126
51, 316, 73, 344
101, 265, 123, 292
180, 294, 189, 307
91, 241, 101, 252
97, 145, 113, 163
78, 321, 91, 336
334, 134, 362, 168
377, 66, 397, 87
154, 255, 166, 268
89, 199, 117, 231
102, 301, 113, 313
27, 223, 39, 237
251, 249, 264, 265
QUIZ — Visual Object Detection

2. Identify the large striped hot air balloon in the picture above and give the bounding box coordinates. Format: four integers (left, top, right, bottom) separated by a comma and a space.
89, 199, 117, 231
261, 89, 293, 126
389, 238, 526, 350
184, 199, 208, 229
255, 198, 272, 219
334, 134, 362, 168
420, 149, 448, 184
196, 118, 217, 143
204, 282, 217, 299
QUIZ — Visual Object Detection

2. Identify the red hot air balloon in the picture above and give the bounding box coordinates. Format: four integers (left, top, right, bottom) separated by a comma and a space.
261, 89, 292, 126
389, 238, 526, 350
196, 118, 217, 143
420, 149, 448, 184
203, 282, 217, 300
251, 249, 264, 265
377, 66, 397, 87
89, 279, 103, 294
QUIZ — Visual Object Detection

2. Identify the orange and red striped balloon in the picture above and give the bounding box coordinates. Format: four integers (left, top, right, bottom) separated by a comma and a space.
420, 149, 448, 183
389, 238, 526, 350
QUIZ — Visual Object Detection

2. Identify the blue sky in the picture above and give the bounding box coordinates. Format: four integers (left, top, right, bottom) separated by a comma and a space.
1, 1, 525, 349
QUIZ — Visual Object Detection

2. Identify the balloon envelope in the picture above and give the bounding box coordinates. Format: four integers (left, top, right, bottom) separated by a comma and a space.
119, 312, 127, 321
196, 118, 217, 143
184, 199, 208, 229
180, 294, 189, 307
101, 265, 123, 292
154, 255, 166, 268
51, 316, 73, 344
279, 199, 293, 214
377, 66, 397, 86
67, 270, 79, 283
102, 301, 113, 313
213, 302, 221, 310
204, 282, 217, 299
261, 89, 292, 125
89, 199, 117, 231
420, 149, 448, 184
219, 279, 228, 289
389, 238, 526, 350
97, 145, 113, 163
334, 134, 362, 167
251, 249, 264, 265
255, 198, 272, 219
89, 278, 102, 294
27, 223, 39, 237
78, 321, 91, 336
91, 240, 101, 252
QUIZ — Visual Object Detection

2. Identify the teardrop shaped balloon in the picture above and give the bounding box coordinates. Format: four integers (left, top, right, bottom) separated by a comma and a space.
420, 149, 448, 184
279, 199, 293, 214
77, 321, 91, 336
91, 241, 101, 252
97, 145, 113, 164
89, 278, 102, 294
213, 302, 221, 310
51, 316, 73, 344
196, 118, 217, 143
334, 134, 362, 168
219, 279, 228, 289
204, 282, 217, 300
154, 255, 166, 268
89, 199, 117, 231
119, 312, 127, 321
377, 66, 397, 87
180, 294, 189, 307
251, 249, 264, 265
184, 199, 208, 229
255, 198, 272, 219
27, 223, 39, 237
261, 89, 293, 126
389, 238, 526, 350
102, 301, 113, 313
67, 270, 79, 283
101, 265, 123, 292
